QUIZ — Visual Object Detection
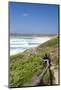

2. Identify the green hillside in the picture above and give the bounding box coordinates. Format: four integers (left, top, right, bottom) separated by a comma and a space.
9, 36, 59, 87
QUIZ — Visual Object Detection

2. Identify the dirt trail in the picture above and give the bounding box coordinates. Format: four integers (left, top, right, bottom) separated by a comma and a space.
23, 65, 49, 86
54, 69, 58, 84
51, 66, 58, 84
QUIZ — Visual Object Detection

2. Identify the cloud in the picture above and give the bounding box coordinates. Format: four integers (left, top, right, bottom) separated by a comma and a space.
23, 13, 29, 16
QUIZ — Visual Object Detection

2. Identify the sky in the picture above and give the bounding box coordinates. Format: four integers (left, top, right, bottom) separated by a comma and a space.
9, 2, 59, 34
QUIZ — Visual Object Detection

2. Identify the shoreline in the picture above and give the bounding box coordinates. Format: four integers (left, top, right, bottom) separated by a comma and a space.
10, 36, 53, 56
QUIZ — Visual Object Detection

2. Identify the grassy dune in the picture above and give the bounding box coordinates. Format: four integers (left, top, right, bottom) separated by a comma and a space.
9, 36, 59, 87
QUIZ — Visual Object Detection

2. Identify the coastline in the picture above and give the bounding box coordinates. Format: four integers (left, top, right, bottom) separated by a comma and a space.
10, 36, 53, 56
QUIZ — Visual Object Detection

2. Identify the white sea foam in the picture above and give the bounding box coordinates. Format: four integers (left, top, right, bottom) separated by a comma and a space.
10, 36, 51, 56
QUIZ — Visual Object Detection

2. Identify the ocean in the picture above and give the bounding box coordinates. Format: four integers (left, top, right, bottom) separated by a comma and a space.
10, 35, 51, 56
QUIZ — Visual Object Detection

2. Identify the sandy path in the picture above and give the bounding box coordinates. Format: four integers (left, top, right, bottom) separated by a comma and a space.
51, 66, 58, 84
54, 69, 58, 84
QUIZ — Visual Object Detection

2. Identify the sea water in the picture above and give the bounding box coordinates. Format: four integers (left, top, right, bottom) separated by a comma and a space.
10, 35, 51, 56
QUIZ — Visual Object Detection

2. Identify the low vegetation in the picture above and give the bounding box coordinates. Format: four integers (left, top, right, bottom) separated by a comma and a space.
9, 36, 59, 87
